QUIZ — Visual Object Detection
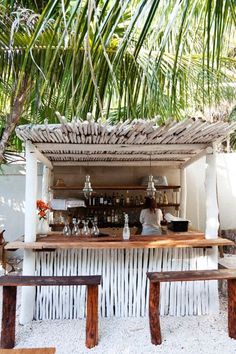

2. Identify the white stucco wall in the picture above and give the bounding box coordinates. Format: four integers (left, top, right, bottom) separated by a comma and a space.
0, 164, 42, 242
186, 153, 236, 231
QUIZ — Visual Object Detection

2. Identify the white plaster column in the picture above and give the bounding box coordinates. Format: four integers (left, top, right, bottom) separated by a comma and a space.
42, 165, 53, 225
205, 148, 219, 239
180, 167, 187, 219
42, 165, 51, 203
20, 141, 37, 324
205, 147, 219, 313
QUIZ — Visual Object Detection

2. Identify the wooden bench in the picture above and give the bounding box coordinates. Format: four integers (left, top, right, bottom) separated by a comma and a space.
0, 348, 56, 354
147, 269, 236, 345
0, 275, 102, 350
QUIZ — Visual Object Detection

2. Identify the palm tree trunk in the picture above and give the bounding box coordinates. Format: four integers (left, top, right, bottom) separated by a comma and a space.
0, 76, 30, 164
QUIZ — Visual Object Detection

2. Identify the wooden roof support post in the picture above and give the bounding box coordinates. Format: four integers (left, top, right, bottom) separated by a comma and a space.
20, 141, 37, 325
42, 165, 52, 203
180, 168, 187, 219
205, 145, 219, 313
205, 146, 219, 240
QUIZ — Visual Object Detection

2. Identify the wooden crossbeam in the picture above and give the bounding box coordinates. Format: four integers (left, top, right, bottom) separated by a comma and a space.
52, 161, 182, 167
45, 153, 195, 159
34, 143, 208, 153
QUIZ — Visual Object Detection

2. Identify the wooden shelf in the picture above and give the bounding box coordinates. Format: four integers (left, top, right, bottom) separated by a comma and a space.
51, 185, 180, 191
85, 204, 180, 209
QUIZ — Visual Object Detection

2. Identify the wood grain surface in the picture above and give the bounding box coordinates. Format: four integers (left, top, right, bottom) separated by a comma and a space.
0, 348, 56, 354
228, 279, 236, 339
147, 269, 236, 282
0, 286, 17, 349
0, 276, 102, 287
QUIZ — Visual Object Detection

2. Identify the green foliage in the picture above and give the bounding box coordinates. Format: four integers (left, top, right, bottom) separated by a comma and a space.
0, 0, 236, 154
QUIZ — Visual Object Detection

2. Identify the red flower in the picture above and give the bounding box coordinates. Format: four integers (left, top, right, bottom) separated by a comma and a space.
36, 200, 50, 219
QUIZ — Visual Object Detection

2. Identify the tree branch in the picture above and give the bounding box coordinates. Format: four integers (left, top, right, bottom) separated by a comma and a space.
0, 76, 30, 164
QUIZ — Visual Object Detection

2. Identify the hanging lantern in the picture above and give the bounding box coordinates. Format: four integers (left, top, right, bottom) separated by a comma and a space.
83, 175, 93, 199
146, 175, 156, 198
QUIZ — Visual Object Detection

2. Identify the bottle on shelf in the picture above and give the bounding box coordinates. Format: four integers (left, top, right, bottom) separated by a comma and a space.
107, 195, 112, 206
115, 210, 119, 224
103, 193, 108, 205
99, 193, 104, 205
130, 195, 134, 206
139, 195, 144, 205
158, 192, 163, 204
92, 195, 96, 206
107, 210, 112, 224
120, 194, 125, 207
125, 191, 130, 206
135, 195, 139, 206
95, 195, 100, 206
115, 193, 120, 205
112, 192, 116, 206
163, 191, 168, 205
111, 209, 115, 223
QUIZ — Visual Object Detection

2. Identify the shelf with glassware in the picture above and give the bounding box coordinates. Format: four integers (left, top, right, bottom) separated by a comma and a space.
50, 187, 180, 233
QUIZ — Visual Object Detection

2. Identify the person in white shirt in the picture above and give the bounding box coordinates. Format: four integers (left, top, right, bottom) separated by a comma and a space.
139, 197, 163, 235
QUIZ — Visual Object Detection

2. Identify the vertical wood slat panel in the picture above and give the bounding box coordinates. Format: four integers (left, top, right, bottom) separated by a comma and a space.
35, 248, 213, 319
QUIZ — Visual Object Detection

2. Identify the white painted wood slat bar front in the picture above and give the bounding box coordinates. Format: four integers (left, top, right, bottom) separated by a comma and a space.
34, 248, 217, 320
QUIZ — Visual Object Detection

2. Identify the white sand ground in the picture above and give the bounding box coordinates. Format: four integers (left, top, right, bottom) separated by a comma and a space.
1, 255, 236, 354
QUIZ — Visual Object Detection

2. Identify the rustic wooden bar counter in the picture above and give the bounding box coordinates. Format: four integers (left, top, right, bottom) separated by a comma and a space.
5, 231, 234, 250
6, 231, 234, 320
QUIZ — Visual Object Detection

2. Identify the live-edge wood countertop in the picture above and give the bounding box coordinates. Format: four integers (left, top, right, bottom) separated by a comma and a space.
5, 230, 235, 250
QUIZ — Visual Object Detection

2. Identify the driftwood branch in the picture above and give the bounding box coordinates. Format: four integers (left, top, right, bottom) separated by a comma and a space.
0, 76, 30, 163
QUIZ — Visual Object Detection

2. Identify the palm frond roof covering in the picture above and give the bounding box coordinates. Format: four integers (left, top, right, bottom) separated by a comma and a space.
16, 114, 236, 167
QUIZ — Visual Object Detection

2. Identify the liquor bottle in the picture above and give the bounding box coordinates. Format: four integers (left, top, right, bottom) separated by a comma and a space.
107, 195, 112, 206
92, 195, 96, 206
126, 191, 130, 205
112, 192, 116, 206
103, 193, 108, 205
130, 195, 134, 206
107, 210, 112, 224
159, 192, 163, 204
103, 211, 107, 226
163, 191, 168, 205
95, 195, 100, 206
111, 209, 115, 223
115, 193, 120, 205
120, 194, 125, 206
99, 193, 104, 205
115, 211, 119, 224
135, 195, 139, 206
139, 195, 144, 205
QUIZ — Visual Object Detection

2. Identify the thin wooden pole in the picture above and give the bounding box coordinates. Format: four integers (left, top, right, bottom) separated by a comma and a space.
1, 286, 17, 348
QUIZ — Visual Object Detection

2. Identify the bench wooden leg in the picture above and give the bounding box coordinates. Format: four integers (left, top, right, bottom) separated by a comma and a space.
86, 284, 98, 349
1, 286, 17, 348
228, 279, 236, 339
149, 281, 162, 345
